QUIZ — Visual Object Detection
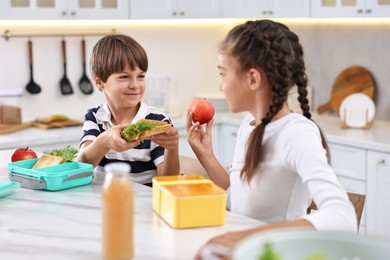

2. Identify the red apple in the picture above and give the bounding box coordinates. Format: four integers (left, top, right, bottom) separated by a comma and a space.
189, 98, 215, 125
11, 147, 37, 162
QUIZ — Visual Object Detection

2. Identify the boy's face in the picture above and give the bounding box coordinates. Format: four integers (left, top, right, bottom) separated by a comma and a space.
97, 63, 146, 111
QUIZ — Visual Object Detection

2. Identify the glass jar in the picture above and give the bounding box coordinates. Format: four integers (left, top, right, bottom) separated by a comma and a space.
102, 162, 133, 260
0, 89, 22, 124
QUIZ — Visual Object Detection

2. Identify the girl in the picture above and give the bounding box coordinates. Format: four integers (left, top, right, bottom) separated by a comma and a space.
77, 34, 180, 186
186, 20, 357, 258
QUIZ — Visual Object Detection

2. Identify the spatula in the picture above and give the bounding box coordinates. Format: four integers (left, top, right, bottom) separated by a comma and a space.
78, 39, 93, 95
317, 66, 375, 114
60, 39, 73, 95
25, 40, 41, 94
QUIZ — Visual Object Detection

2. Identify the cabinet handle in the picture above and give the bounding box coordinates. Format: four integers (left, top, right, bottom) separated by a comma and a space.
357, 9, 363, 14
230, 131, 237, 137
377, 159, 386, 165
70, 11, 76, 16
180, 11, 185, 16
262, 10, 267, 15
365, 9, 372, 14
172, 11, 177, 16
268, 10, 273, 15
61, 11, 67, 16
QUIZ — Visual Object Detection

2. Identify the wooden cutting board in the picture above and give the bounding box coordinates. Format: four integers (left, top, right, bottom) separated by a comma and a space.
0, 121, 34, 134
317, 66, 375, 114
33, 119, 82, 129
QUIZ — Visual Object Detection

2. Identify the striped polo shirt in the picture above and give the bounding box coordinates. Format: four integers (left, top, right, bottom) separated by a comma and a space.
80, 102, 172, 184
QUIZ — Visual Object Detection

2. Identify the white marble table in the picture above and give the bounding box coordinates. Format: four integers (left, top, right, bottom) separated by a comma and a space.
0, 150, 265, 260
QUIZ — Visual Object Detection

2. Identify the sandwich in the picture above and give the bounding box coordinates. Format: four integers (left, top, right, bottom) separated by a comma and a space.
32, 145, 78, 169
121, 119, 172, 142
32, 154, 65, 169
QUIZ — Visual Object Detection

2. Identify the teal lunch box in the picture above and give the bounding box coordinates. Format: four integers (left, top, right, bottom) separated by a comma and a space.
0, 181, 20, 198
7, 158, 94, 191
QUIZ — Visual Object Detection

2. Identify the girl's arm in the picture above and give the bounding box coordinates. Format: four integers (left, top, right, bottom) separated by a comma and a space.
186, 113, 230, 190
195, 219, 314, 259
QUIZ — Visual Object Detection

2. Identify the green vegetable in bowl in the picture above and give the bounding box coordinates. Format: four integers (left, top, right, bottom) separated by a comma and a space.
259, 242, 281, 260
50, 145, 78, 162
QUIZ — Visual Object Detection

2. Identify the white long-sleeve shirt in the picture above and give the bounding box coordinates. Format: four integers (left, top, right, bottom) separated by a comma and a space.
229, 113, 357, 232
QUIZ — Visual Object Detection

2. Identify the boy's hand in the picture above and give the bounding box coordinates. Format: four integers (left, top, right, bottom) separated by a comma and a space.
103, 123, 140, 152
150, 127, 179, 151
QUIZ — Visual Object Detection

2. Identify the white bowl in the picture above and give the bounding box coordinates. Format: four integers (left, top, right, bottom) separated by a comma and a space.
231, 229, 390, 260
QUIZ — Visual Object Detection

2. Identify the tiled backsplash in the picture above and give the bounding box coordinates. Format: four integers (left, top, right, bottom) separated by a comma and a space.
0, 21, 389, 122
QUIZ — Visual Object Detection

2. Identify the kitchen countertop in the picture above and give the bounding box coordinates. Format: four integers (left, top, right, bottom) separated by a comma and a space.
0, 149, 265, 260
174, 112, 390, 153
1, 112, 390, 153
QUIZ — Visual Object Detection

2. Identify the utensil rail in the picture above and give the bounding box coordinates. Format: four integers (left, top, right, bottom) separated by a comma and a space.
1, 29, 117, 40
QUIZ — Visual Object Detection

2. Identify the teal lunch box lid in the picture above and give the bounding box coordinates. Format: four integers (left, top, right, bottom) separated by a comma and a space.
0, 181, 20, 198
7, 158, 94, 191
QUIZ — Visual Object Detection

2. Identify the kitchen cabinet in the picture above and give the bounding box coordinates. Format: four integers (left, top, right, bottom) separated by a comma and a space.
218, 123, 239, 166
129, 0, 223, 19
0, 0, 129, 19
328, 143, 367, 232
311, 0, 390, 18
224, 0, 310, 18
366, 150, 390, 237
178, 123, 220, 159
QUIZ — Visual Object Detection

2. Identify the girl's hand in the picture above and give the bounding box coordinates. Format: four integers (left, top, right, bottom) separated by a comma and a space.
195, 230, 251, 260
186, 112, 214, 156
150, 127, 179, 151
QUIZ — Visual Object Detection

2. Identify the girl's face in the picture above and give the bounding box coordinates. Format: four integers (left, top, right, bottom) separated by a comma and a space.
217, 51, 254, 113
99, 63, 146, 111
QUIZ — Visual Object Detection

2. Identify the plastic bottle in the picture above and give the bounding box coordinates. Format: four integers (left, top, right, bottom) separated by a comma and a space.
102, 162, 133, 260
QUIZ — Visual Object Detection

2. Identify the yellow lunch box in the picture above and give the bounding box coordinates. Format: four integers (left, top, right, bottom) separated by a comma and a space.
158, 180, 226, 229
152, 175, 209, 214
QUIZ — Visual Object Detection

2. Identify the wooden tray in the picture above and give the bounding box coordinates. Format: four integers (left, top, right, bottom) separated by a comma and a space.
0, 122, 34, 134
33, 119, 82, 129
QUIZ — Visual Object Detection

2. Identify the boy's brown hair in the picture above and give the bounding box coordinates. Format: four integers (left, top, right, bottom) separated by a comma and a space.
90, 34, 148, 82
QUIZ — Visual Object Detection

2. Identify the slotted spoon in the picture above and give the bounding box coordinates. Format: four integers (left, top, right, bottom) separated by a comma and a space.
60, 39, 73, 95
25, 40, 42, 94
78, 39, 93, 95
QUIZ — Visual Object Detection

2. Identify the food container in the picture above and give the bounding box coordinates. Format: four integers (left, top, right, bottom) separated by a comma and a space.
153, 175, 226, 229
7, 158, 94, 191
0, 88, 23, 124
152, 175, 209, 214
0, 181, 20, 198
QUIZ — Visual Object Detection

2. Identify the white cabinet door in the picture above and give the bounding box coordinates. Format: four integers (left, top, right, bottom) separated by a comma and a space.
0, 0, 128, 19
329, 143, 367, 181
177, 0, 222, 18
366, 150, 390, 238
130, 0, 175, 19
311, 0, 390, 17
365, 0, 390, 17
0, 0, 67, 19
229, 0, 310, 18
218, 124, 239, 166
68, 0, 129, 19
130, 0, 222, 19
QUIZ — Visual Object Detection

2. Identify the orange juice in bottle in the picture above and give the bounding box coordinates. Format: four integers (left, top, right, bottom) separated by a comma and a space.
102, 162, 133, 260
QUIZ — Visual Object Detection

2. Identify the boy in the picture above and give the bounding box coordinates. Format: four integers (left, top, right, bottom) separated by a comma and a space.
76, 34, 180, 185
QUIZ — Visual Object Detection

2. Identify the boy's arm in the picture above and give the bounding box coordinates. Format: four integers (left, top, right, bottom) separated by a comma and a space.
153, 127, 180, 176
76, 124, 140, 167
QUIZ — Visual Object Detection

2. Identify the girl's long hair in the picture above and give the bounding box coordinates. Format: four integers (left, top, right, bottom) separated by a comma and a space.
221, 20, 330, 182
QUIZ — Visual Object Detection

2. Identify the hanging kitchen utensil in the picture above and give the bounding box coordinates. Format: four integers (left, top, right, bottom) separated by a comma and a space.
25, 39, 42, 94
317, 66, 375, 114
78, 38, 93, 95
59, 39, 73, 95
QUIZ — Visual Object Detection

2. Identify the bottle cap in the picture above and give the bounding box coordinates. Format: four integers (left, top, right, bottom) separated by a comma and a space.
104, 162, 131, 174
